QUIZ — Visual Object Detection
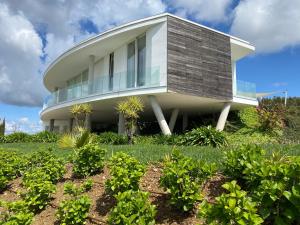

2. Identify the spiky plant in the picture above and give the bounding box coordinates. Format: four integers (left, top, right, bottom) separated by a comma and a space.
116, 97, 144, 144
70, 104, 92, 130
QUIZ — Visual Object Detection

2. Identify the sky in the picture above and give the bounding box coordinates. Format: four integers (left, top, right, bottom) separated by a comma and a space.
0, 0, 299, 133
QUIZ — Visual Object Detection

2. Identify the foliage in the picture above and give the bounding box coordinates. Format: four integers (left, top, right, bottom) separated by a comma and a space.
178, 126, 228, 147
238, 107, 260, 129
108, 190, 156, 225
56, 181, 92, 225
106, 152, 145, 194
72, 143, 106, 178
159, 149, 210, 212
70, 103, 92, 129
224, 145, 300, 224
4, 132, 31, 143
198, 180, 263, 225
152, 134, 180, 145
0, 118, 5, 136
0, 149, 26, 191
58, 128, 93, 149
116, 96, 144, 144
30, 131, 58, 143
97, 132, 128, 145
0, 200, 34, 225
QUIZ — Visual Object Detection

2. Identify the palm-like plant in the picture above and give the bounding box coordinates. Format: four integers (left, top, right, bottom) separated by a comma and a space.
70, 104, 92, 129
58, 128, 94, 149
116, 97, 144, 144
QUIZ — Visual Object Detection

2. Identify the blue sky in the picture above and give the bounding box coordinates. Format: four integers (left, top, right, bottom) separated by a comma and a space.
0, 0, 299, 133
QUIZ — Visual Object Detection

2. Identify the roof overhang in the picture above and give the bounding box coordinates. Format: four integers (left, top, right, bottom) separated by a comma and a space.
230, 37, 255, 61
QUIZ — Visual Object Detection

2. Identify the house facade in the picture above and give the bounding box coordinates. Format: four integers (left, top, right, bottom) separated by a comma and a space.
41, 13, 257, 134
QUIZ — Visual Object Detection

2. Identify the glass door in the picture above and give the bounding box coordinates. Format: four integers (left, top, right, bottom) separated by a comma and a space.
127, 41, 135, 88
137, 35, 146, 87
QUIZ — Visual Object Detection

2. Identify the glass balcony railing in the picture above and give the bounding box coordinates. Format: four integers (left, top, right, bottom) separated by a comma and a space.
235, 80, 256, 99
43, 66, 163, 109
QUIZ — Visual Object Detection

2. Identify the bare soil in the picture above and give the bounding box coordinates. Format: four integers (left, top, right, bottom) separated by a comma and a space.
0, 163, 226, 225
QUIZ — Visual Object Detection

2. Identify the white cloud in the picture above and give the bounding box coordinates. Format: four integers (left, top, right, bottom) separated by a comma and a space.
166, 0, 232, 23
231, 0, 300, 53
272, 82, 288, 87
5, 117, 43, 134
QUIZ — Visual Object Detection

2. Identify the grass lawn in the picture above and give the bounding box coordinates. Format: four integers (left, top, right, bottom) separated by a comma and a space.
1, 142, 299, 165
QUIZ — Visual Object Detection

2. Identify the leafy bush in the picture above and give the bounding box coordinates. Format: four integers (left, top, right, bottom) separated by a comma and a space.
198, 180, 263, 225
58, 129, 93, 149
159, 149, 211, 212
178, 126, 228, 147
0, 200, 34, 225
224, 145, 300, 223
238, 107, 260, 129
153, 134, 179, 145
5, 132, 31, 143
97, 132, 128, 145
105, 152, 145, 194
72, 143, 106, 178
0, 149, 27, 191
56, 181, 92, 225
31, 131, 58, 143
108, 190, 156, 225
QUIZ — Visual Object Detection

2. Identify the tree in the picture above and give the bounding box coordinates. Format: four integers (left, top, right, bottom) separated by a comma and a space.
116, 97, 144, 144
0, 118, 5, 136
70, 104, 92, 130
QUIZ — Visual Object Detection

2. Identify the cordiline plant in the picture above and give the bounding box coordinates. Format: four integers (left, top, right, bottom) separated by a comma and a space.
159, 149, 214, 212
105, 152, 145, 195
198, 180, 264, 225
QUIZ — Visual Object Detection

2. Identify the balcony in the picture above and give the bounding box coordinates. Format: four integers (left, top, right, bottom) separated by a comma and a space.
235, 80, 256, 99
43, 67, 163, 109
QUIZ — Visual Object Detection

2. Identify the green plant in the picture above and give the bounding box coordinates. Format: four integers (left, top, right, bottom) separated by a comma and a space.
238, 107, 260, 129
198, 180, 263, 225
58, 128, 93, 149
153, 134, 180, 145
5, 132, 31, 143
105, 152, 145, 194
159, 149, 208, 212
56, 181, 92, 225
70, 103, 92, 129
31, 131, 58, 143
97, 132, 128, 145
108, 190, 156, 225
72, 143, 106, 178
116, 96, 144, 144
0, 118, 5, 136
0, 200, 34, 225
178, 126, 228, 147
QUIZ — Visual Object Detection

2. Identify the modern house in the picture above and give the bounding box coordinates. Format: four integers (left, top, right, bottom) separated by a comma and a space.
41, 13, 257, 135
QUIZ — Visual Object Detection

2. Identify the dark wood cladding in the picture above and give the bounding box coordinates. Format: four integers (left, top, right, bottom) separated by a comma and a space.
167, 16, 232, 100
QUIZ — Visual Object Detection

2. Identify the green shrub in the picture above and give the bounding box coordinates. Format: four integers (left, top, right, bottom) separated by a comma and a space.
105, 152, 145, 194
56, 181, 92, 225
31, 131, 58, 143
5, 132, 31, 143
238, 107, 260, 129
0, 200, 34, 225
153, 134, 179, 145
159, 149, 210, 212
97, 132, 128, 145
178, 126, 228, 147
108, 190, 156, 225
198, 180, 263, 225
72, 143, 106, 178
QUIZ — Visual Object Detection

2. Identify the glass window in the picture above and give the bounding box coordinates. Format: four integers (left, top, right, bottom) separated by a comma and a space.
127, 41, 135, 88
109, 53, 114, 90
137, 35, 146, 87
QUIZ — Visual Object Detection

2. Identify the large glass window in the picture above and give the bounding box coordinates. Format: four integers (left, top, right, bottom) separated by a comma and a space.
137, 35, 146, 87
127, 41, 135, 88
109, 53, 114, 90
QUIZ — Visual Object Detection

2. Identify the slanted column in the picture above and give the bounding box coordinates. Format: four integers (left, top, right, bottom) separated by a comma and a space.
118, 113, 125, 135
148, 95, 171, 135
216, 102, 231, 131
49, 119, 55, 132
182, 113, 188, 131
88, 55, 95, 93
169, 108, 179, 133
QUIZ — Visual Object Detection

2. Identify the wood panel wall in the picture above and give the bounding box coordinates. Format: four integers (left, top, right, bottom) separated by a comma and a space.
167, 16, 232, 100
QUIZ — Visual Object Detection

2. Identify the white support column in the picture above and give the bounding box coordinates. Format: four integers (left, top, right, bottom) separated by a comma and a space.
168, 108, 179, 133
88, 55, 95, 93
118, 113, 125, 135
182, 113, 188, 131
148, 96, 171, 135
216, 102, 231, 131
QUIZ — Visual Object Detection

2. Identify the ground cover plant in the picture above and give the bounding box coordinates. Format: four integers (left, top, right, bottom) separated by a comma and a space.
0, 131, 58, 144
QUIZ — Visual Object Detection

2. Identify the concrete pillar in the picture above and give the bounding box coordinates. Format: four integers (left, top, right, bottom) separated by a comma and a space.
85, 114, 91, 131
168, 108, 179, 133
49, 119, 55, 132
148, 95, 171, 135
88, 55, 95, 93
118, 113, 125, 135
216, 102, 231, 131
69, 118, 73, 132
182, 113, 188, 131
